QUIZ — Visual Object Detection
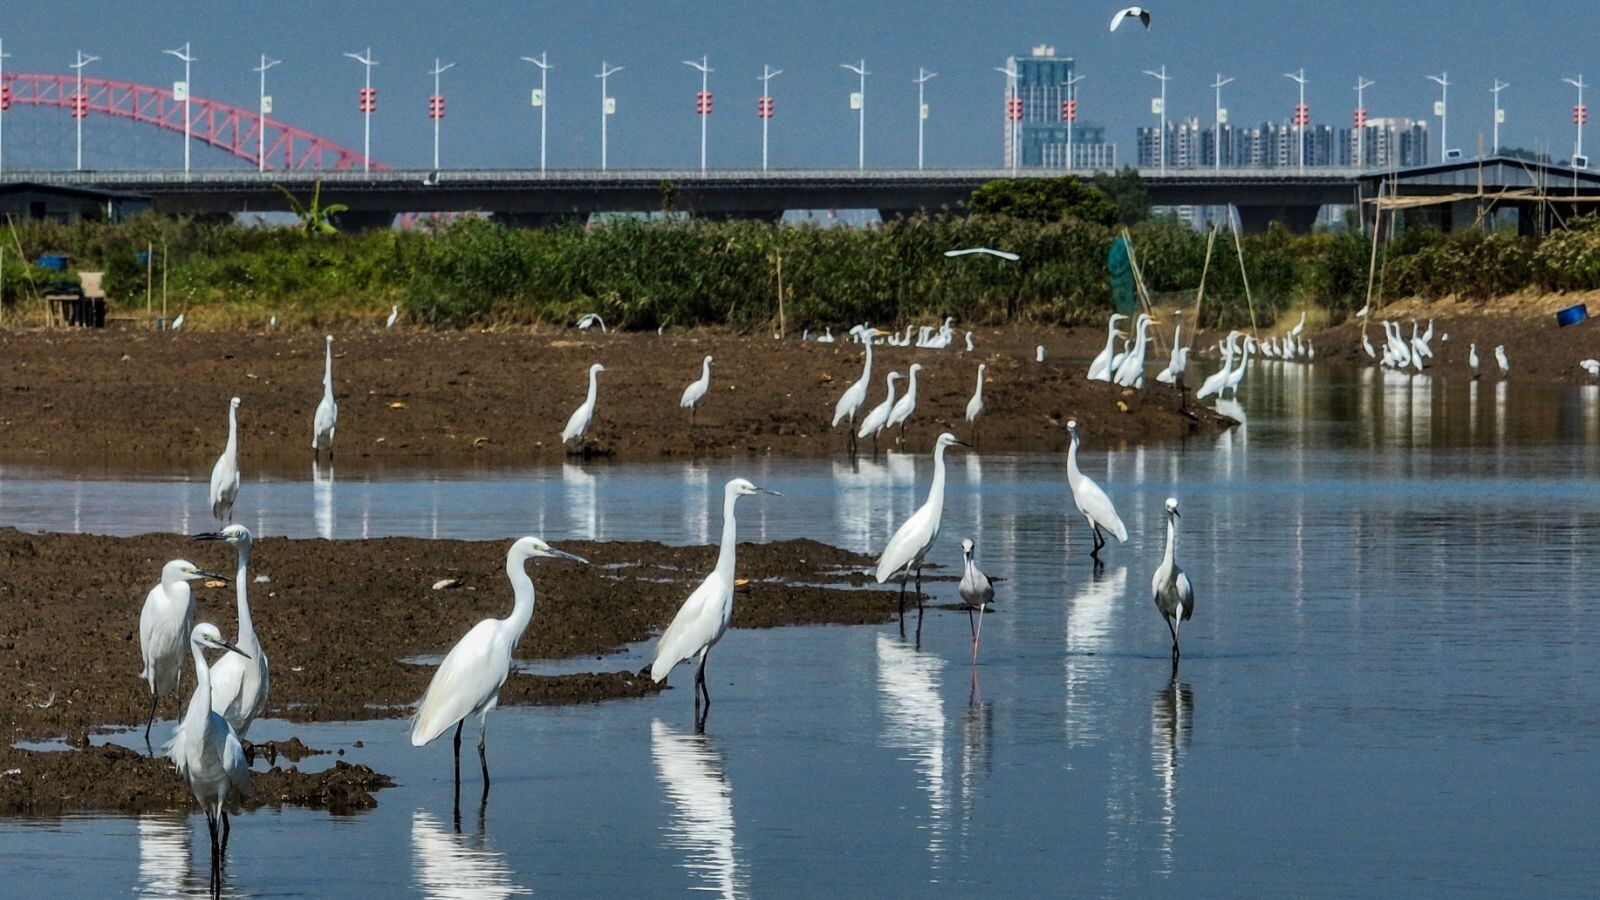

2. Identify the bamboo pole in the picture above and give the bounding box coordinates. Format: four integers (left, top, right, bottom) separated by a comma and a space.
1227, 207, 1260, 338
1188, 225, 1218, 350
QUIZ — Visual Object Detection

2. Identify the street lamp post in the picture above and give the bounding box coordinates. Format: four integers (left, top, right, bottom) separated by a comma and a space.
71, 50, 97, 171
841, 60, 868, 169
1353, 76, 1375, 168
914, 68, 937, 170
994, 63, 1019, 173
596, 61, 622, 171
1285, 68, 1309, 172
1211, 73, 1234, 170
683, 56, 712, 172
343, 48, 378, 173
428, 58, 455, 170
758, 64, 781, 171
1064, 73, 1084, 170
254, 55, 281, 173
163, 42, 196, 174
1426, 72, 1450, 161
1565, 75, 1589, 166
521, 53, 552, 173
1490, 79, 1509, 157
1142, 65, 1168, 174
0, 38, 10, 178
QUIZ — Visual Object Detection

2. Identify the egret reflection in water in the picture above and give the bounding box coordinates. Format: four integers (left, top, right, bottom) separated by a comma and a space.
411, 809, 530, 899
651, 720, 742, 899
876, 632, 949, 868
136, 813, 196, 898
1150, 676, 1194, 874
312, 461, 334, 540
1063, 566, 1128, 748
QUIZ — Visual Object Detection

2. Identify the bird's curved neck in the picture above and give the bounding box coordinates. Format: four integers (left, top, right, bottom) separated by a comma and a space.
585, 368, 600, 405
225, 406, 238, 455
184, 640, 213, 734
927, 442, 950, 518
714, 490, 742, 580
701, 358, 711, 379
862, 340, 874, 380
1162, 514, 1177, 571
974, 369, 984, 397
504, 553, 537, 639
233, 541, 257, 649
323, 344, 334, 392
1066, 431, 1083, 484
905, 368, 918, 395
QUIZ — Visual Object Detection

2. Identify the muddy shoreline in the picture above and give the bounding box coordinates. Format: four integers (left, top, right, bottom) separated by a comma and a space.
0, 529, 898, 815
0, 325, 1230, 470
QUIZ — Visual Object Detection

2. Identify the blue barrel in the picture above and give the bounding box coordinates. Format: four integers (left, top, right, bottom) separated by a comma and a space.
1557, 303, 1588, 327
37, 255, 67, 271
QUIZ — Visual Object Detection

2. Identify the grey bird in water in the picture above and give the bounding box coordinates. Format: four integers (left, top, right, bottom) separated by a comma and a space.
1151, 497, 1195, 666
958, 538, 995, 662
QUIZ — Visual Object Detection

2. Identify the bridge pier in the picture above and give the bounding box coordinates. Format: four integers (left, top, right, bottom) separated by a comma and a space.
1233, 204, 1321, 234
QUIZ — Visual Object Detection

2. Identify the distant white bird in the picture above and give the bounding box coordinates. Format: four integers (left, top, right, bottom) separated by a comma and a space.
1155, 311, 1186, 385
964, 331, 974, 352
1494, 344, 1509, 377
1036, 345, 1046, 363
268, 315, 277, 331
1356, 304, 1370, 318
1196, 332, 1239, 400
140, 559, 227, 743
1113, 313, 1158, 388
1088, 313, 1128, 381
1223, 335, 1255, 399
1109, 6, 1151, 30
816, 327, 835, 344
209, 397, 241, 523
943, 247, 1021, 261
411, 536, 587, 795
1580, 359, 1600, 377
1289, 310, 1307, 338
312, 335, 338, 461
561, 363, 606, 445
958, 538, 995, 662
1468, 342, 1481, 378
875, 432, 970, 615
965, 363, 986, 444
857, 371, 902, 456
1361, 331, 1376, 359
832, 330, 884, 456
171, 313, 185, 331
1151, 497, 1195, 663
1065, 420, 1127, 560
680, 355, 713, 425
576, 313, 607, 332
651, 479, 778, 730
194, 526, 269, 739
165, 622, 251, 887
886, 363, 923, 446
385, 305, 399, 329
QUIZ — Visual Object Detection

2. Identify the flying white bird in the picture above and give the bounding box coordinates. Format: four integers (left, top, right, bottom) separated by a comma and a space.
411, 537, 587, 796
651, 479, 778, 731
1065, 420, 1127, 561
312, 335, 338, 461
875, 432, 970, 615
1110, 6, 1151, 31
209, 397, 242, 523
958, 538, 996, 662
886, 363, 923, 446
857, 371, 902, 456
165, 623, 251, 890
680, 355, 713, 425
140, 559, 228, 743
1151, 497, 1195, 663
385, 305, 399, 329
943, 247, 1021, 261
194, 526, 269, 739
561, 363, 606, 445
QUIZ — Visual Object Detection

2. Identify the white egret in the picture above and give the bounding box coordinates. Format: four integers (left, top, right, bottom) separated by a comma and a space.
1361, 331, 1376, 359
208, 397, 241, 523
165, 622, 251, 889
1155, 311, 1186, 385
411, 536, 587, 797
561, 363, 606, 446
943, 247, 1020, 261
1088, 313, 1128, 381
816, 327, 835, 344
1114, 313, 1159, 387
312, 335, 338, 461
268, 315, 277, 331
1036, 345, 1045, 363
964, 331, 974, 352
1110, 6, 1152, 30
385, 305, 399, 329
832, 329, 884, 456
1495, 344, 1510, 377
965, 364, 986, 445
193, 526, 269, 739
1151, 497, 1195, 663
680, 355, 713, 426
1289, 310, 1307, 339
1064, 420, 1127, 560
1581, 359, 1600, 377
875, 432, 970, 615
1222, 335, 1255, 399
887, 363, 923, 447
1468, 343, 1481, 378
171, 313, 185, 331
1195, 332, 1239, 400
140, 560, 229, 744
958, 538, 995, 662
576, 313, 607, 332
651, 478, 779, 731
857, 372, 902, 457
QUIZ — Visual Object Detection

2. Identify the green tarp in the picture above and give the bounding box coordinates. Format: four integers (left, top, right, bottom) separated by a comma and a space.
1107, 235, 1135, 316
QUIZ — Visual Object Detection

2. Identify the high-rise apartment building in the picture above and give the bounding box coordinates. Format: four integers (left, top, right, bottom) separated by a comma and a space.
1006, 45, 1118, 169
1339, 117, 1429, 168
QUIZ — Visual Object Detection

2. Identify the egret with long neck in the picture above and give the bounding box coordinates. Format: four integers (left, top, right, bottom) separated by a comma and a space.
833, 330, 884, 456
875, 432, 971, 616
965, 364, 986, 446
1088, 313, 1127, 381
1151, 497, 1195, 664
1065, 420, 1127, 561
312, 335, 338, 460
140, 559, 228, 744
166, 622, 250, 891
193, 525, 269, 739
561, 363, 606, 446
209, 397, 241, 523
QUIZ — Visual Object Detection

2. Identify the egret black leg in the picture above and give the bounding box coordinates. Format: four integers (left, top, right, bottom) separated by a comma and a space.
1090, 526, 1105, 560
478, 720, 491, 792
914, 564, 924, 611
221, 811, 230, 855
452, 720, 464, 810
694, 652, 711, 733
144, 691, 159, 747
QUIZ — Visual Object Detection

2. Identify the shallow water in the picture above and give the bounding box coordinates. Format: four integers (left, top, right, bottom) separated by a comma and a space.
4, 364, 1600, 898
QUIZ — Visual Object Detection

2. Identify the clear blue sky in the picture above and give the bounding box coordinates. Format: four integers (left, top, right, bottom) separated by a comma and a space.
2, 0, 1596, 170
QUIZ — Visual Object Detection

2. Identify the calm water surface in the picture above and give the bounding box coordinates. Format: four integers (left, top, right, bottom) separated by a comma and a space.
3, 364, 1599, 898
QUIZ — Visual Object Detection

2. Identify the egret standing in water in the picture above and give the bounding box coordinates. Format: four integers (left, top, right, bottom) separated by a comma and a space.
1151, 497, 1195, 664
857, 371, 901, 458
312, 335, 338, 461
832, 329, 884, 456
193, 526, 269, 739
958, 538, 995, 662
887, 363, 923, 447
561, 363, 606, 447
209, 397, 242, 523
1064, 420, 1127, 561
139, 560, 228, 744
1495, 345, 1510, 377
965, 364, 986, 445
165, 623, 251, 891
411, 537, 587, 803
651, 478, 779, 732
876, 432, 970, 616
1468, 343, 1481, 378
680, 355, 713, 425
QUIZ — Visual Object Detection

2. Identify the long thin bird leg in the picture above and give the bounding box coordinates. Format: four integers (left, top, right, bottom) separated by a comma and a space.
452, 720, 463, 813
478, 719, 490, 793
974, 602, 987, 663
1164, 615, 1179, 661
144, 691, 158, 747
221, 811, 230, 855
915, 564, 924, 611
694, 652, 711, 733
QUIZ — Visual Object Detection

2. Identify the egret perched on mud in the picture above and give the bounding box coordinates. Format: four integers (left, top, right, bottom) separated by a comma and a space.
171, 313, 186, 332
194, 526, 269, 739
965, 364, 986, 444
562, 363, 606, 446
1495, 345, 1510, 377
1088, 314, 1127, 381
312, 335, 338, 461
209, 397, 242, 523
140, 560, 228, 744
887, 363, 923, 447
876, 432, 970, 615
680, 355, 713, 425
1113, 313, 1159, 388
857, 372, 902, 457
958, 538, 995, 662
651, 478, 779, 731
165, 622, 251, 890
411, 537, 587, 800
577, 313, 607, 332
833, 330, 884, 456
385, 305, 399, 329
1065, 420, 1127, 561
1151, 497, 1195, 664
1468, 343, 1481, 378
1156, 311, 1187, 385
